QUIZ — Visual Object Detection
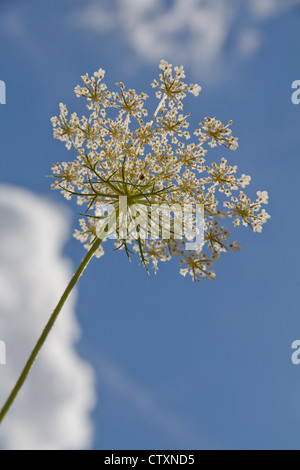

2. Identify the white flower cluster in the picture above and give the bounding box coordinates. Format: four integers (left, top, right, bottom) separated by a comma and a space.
50, 60, 270, 281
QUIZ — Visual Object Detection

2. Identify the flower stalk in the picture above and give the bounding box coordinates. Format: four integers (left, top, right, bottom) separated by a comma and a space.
0, 237, 102, 424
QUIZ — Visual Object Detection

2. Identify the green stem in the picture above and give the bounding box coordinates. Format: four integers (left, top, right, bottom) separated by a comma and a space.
0, 237, 102, 424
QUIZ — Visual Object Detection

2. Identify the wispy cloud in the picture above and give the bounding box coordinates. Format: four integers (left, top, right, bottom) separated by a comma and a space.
96, 355, 216, 449
0, 186, 96, 450
249, 0, 298, 19
72, 0, 299, 78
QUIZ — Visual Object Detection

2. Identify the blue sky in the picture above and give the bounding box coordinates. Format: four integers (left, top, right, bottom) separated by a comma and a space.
0, 0, 300, 450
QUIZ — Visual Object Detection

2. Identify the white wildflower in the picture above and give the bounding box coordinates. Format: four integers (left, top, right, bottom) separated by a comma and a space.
51, 60, 270, 281
256, 190, 269, 204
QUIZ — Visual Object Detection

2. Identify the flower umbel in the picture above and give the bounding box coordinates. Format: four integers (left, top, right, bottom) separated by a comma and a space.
51, 60, 270, 281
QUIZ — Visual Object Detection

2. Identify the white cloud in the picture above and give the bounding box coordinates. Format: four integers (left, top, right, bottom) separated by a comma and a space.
0, 186, 96, 450
75, 2, 115, 33
72, 0, 298, 78
236, 29, 262, 57
249, 0, 298, 19
119, 0, 235, 71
